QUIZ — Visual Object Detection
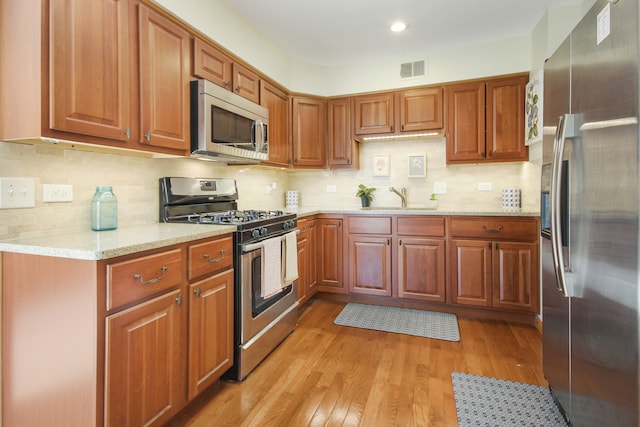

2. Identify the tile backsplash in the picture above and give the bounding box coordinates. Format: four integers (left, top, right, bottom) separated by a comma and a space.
0, 138, 541, 240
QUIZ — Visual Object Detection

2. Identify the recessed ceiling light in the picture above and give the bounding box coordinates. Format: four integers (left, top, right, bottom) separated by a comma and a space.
390, 22, 407, 32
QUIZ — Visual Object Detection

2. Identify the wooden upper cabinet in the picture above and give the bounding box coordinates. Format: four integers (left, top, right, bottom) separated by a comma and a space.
232, 63, 260, 103
399, 87, 443, 132
193, 37, 233, 90
138, 5, 191, 152
292, 96, 326, 168
486, 75, 528, 162
260, 81, 290, 167
328, 98, 358, 169
354, 92, 395, 135
49, 0, 134, 142
193, 38, 260, 103
446, 74, 528, 164
445, 81, 486, 163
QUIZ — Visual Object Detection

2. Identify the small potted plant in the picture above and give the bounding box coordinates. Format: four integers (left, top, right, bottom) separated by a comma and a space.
356, 184, 376, 208
426, 193, 438, 209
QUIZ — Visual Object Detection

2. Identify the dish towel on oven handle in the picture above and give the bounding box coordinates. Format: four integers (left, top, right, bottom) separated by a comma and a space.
283, 231, 299, 286
261, 236, 283, 298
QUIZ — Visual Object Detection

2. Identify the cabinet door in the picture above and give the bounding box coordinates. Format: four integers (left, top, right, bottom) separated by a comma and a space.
232, 63, 260, 103
328, 98, 357, 168
297, 232, 310, 304
105, 289, 186, 427
492, 241, 539, 313
397, 237, 446, 302
486, 76, 528, 161
354, 92, 395, 135
50, 0, 133, 142
307, 220, 317, 293
399, 87, 443, 132
449, 239, 491, 306
348, 235, 392, 297
260, 81, 290, 166
193, 37, 233, 90
316, 219, 344, 291
445, 81, 486, 163
188, 269, 234, 399
139, 5, 190, 151
292, 97, 326, 168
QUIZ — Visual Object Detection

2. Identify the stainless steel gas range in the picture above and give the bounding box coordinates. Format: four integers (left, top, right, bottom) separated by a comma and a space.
160, 177, 298, 381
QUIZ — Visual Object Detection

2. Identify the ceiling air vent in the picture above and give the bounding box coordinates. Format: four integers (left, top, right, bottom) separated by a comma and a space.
400, 60, 426, 79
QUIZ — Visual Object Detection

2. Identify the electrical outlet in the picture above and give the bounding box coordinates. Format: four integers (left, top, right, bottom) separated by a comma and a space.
0, 177, 35, 209
326, 185, 337, 193
43, 184, 73, 202
478, 182, 492, 191
433, 181, 447, 195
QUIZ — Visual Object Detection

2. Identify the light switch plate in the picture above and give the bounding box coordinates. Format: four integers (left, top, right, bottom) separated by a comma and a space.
478, 182, 492, 191
43, 184, 73, 202
433, 181, 447, 195
0, 177, 36, 209
326, 185, 337, 193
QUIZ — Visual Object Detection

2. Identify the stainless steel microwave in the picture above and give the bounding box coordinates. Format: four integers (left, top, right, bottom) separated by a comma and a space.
190, 79, 269, 164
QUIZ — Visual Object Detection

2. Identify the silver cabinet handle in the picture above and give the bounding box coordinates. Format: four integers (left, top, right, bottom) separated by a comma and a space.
134, 266, 168, 285
203, 250, 225, 263
124, 128, 131, 139
194, 287, 201, 297
144, 130, 151, 141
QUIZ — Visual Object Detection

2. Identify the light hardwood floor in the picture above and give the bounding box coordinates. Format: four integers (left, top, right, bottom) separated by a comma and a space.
171, 299, 546, 427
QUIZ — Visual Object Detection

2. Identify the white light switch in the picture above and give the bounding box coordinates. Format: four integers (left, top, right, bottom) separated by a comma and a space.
0, 177, 35, 209
478, 182, 492, 191
326, 185, 337, 193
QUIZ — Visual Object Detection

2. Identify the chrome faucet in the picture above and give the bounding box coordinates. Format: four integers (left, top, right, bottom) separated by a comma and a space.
389, 187, 407, 208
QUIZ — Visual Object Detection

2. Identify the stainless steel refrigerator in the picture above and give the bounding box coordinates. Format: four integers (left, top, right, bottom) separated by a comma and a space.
541, 0, 639, 425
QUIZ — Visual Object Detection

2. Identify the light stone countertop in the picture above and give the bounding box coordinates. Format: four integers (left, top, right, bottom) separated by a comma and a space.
0, 223, 236, 260
290, 206, 540, 218
0, 208, 539, 261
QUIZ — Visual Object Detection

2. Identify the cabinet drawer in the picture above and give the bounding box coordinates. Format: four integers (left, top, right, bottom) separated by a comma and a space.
397, 216, 445, 237
188, 236, 233, 280
348, 216, 392, 235
449, 217, 538, 241
107, 249, 183, 310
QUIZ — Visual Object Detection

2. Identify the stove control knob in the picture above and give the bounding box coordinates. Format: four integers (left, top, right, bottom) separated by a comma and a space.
260, 227, 268, 236
251, 229, 260, 239
283, 220, 295, 230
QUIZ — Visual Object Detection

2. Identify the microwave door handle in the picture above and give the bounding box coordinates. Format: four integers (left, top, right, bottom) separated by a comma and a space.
254, 119, 264, 153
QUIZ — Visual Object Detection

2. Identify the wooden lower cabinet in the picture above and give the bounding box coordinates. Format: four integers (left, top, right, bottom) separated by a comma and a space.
1, 233, 235, 427
297, 218, 317, 305
396, 216, 447, 302
187, 269, 234, 400
397, 237, 446, 302
449, 239, 492, 307
105, 289, 187, 426
316, 218, 344, 292
448, 216, 539, 313
348, 235, 392, 296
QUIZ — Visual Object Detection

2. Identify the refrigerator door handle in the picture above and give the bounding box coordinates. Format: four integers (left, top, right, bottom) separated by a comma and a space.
550, 113, 576, 297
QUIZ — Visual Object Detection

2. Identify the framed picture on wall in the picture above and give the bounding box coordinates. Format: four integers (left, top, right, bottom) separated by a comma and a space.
372, 155, 390, 176
525, 70, 543, 145
408, 155, 426, 177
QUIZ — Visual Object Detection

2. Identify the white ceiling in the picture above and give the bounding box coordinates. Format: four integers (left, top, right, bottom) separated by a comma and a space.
222, 0, 583, 67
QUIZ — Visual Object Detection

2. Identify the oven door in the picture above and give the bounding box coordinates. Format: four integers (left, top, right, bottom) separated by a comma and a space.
239, 234, 297, 344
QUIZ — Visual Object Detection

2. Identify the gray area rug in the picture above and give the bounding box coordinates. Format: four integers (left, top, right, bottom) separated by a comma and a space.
452, 372, 567, 427
333, 303, 460, 341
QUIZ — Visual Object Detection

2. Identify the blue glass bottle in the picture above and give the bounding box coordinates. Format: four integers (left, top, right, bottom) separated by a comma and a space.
91, 186, 117, 231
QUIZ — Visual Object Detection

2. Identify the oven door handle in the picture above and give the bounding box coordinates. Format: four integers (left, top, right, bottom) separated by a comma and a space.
241, 229, 300, 253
